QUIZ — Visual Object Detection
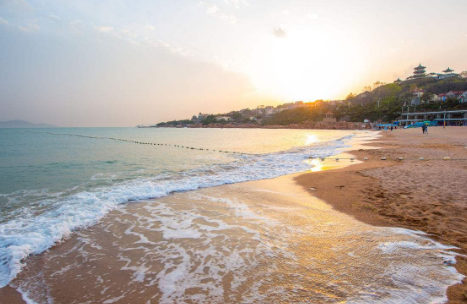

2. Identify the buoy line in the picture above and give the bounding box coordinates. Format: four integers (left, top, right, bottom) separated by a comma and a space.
27, 131, 466, 161
27, 131, 253, 156
311, 156, 467, 161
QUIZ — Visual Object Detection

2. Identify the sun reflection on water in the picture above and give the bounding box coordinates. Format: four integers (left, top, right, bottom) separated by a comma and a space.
307, 159, 323, 172
305, 135, 319, 146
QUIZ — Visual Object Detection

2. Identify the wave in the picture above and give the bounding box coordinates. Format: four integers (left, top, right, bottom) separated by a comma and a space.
0, 135, 353, 287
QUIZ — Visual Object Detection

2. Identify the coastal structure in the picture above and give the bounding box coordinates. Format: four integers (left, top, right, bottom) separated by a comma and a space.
443, 67, 454, 73
408, 64, 426, 80
438, 67, 459, 80
410, 89, 425, 105
215, 116, 232, 122
398, 64, 462, 82
399, 109, 467, 126
323, 111, 337, 123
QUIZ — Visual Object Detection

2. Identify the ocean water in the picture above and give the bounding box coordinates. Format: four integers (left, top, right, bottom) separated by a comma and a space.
0, 128, 463, 303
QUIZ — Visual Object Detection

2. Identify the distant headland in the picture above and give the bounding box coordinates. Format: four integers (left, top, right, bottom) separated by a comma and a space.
0, 120, 58, 128
142, 64, 467, 129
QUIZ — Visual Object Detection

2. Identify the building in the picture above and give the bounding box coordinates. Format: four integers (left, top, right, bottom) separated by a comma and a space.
264, 106, 275, 116
397, 65, 464, 82
215, 116, 232, 122
327, 100, 345, 106
446, 91, 464, 99
407, 64, 426, 80
323, 112, 337, 123
438, 67, 459, 80
410, 89, 425, 105
459, 92, 467, 103
443, 67, 454, 73
431, 94, 442, 102
399, 110, 467, 126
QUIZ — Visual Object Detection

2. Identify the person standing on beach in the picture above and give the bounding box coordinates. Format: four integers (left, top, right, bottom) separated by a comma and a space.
422, 125, 425, 134
425, 125, 428, 134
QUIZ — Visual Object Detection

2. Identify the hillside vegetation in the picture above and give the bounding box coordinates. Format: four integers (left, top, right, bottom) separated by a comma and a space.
153, 77, 467, 127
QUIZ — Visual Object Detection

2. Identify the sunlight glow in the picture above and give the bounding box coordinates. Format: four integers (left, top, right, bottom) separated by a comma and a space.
305, 134, 319, 145
248, 27, 361, 101
309, 159, 323, 172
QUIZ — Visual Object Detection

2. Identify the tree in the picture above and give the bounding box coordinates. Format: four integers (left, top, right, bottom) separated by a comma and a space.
346, 93, 356, 100
231, 112, 243, 121
201, 115, 216, 125
421, 92, 434, 104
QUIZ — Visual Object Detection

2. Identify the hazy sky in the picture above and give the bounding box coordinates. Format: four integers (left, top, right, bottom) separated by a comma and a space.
1, 0, 466, 127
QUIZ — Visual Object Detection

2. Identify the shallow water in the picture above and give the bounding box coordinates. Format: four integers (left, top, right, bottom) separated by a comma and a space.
0, 128, 463, 303
0, 128, 359, 287
10, 177, 463, 304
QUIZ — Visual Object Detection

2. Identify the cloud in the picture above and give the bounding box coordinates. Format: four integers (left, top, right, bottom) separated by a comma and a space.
145, 24, 155, 31
307, 13, 319, 20
206, 4, 220, 15
198, 1, 237, 24
272, 27, 286, 38
49, 13, 61, 21
96, 26, 114, 33
156, 39, 193, 57
214, 56, 245, 73
19, 23, 39, 32
218, 13, 236, 24
70, 19, 81, 26
223, 0, 249, 9
0, 0, 33, 12
0, 17, 8, 25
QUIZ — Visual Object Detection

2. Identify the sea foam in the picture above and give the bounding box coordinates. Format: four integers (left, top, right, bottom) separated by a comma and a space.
0, 135, 352, 287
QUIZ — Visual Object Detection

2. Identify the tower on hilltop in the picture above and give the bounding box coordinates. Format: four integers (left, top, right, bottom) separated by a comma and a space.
443, 67, 454, 74
413, 64, 426, 78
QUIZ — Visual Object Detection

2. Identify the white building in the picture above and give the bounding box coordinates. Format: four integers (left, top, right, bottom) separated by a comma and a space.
215, 116, 232, 122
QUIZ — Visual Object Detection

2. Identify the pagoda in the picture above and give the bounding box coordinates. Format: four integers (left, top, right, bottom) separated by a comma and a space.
413, 64, 426, 78
443, 67, 454, 74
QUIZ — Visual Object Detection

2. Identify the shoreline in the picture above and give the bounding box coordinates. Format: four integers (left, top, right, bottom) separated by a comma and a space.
146, 121, 371, 130
1, 128, 466, 303
295, 128, 467, 303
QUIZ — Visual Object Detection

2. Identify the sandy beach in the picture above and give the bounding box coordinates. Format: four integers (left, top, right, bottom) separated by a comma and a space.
1, 127, 466, 303
297, 127, 467, 303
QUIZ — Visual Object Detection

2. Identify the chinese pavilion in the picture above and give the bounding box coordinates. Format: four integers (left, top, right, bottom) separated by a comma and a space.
443, 67, 454, 73
413, 64, 426, 78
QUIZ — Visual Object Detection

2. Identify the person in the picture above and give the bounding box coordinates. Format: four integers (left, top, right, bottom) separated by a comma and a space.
390, 126, 393, 131
422, 125, 425, 134
425, 124, 428, 134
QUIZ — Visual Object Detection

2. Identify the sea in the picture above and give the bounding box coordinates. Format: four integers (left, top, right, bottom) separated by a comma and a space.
0, 128, 463, 304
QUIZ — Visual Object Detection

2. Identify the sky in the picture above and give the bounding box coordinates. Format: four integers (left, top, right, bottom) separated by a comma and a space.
0, 0, 466, 127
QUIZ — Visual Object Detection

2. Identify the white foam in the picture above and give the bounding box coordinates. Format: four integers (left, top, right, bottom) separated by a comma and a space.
17, 287, 40, 304
0, 135, 353, 287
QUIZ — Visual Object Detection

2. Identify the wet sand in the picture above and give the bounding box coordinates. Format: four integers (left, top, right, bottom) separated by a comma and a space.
1, 127, 466, 303
296, 127, 467, 303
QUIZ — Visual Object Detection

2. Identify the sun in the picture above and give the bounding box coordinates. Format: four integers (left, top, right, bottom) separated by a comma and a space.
247, 27, 361, 101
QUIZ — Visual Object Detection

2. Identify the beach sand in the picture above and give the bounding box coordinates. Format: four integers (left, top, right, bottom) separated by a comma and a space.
296, 127, 467, 303
1, 127, 466, 303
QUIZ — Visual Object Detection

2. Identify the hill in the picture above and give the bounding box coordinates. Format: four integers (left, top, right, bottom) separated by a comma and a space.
152, 76, 467, 128
0, 120, 58, 128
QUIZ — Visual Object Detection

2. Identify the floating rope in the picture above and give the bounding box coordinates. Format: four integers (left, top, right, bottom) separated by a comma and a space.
27, 131, 253, 156
28, 131, 467, 161
310, 156, 467, 161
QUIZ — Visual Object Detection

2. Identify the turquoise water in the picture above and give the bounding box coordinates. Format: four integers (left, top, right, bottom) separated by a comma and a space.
0, 128, 464, 304
0, 127, 357, 286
